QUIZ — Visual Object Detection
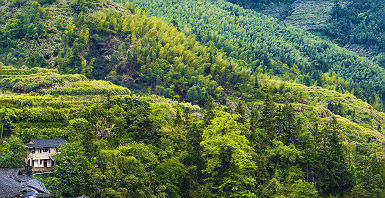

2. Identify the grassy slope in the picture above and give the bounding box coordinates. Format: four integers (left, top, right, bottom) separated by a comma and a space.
0, 66, 129, 95
259, 74, 385, 143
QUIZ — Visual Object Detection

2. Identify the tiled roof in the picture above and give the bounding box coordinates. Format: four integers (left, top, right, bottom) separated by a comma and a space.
0, 175, 30, 198
0, 168, 22, 178
25, 138, 65, 148
15, 175, 50, 194
0, 168, 50, 197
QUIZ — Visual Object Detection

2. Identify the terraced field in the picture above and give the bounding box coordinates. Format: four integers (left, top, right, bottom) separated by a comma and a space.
0, 66, 130, 95
283, 0, 334, 30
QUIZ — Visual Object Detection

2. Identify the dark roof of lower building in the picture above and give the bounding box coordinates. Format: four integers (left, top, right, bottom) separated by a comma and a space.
0, 175, 30, 198
15, 175, 50, 194
0, 168, 50, 197
0, 168, 22, 178
25, 138, 65, 148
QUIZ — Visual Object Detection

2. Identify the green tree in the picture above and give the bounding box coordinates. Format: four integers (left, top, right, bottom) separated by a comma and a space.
258, 95, 276, 139
201, 111, 256, 197
0, 108, 12, 139
69, 118, 96, 159
53, 141, 90, 197
174, 103, 183, 125
275, 103, 298, 145
351, 146, 385, 198
290, 179, 318, 198
186, 86, 208, 105
316, 117, 353, 195
235, 101, 247, 124
90, 143, 158, 197
111, 97, 157, 144
154, 158, 187, 198
72, 0, 85, 14
203, 96, 215, 126
0, 136, 27, 168
254, 75, 260, 89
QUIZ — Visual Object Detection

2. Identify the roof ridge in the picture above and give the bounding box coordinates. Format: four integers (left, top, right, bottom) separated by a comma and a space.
25, 138, 66, 148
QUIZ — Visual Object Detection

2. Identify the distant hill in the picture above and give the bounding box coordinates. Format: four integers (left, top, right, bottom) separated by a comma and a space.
131, 0, 385, 112
227, 0, 385, 63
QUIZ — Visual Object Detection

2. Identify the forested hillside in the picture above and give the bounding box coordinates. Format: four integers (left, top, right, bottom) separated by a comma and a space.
0, 0, 258, 105
224, 0, 385, 66
128, 0, 385, 112
0, 0, 385, 197
2, 66, 385, 197
325, 0, 385, 61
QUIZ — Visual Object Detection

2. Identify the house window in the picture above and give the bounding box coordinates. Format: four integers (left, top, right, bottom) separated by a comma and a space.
31, 148, 35, 154
42, 148, 49, 153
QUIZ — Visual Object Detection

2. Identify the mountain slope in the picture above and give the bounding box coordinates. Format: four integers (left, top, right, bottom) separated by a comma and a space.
1, 0, 385, 197
226, 0, 385, 63
130, 0, 385, 110
0, 0, 258, 105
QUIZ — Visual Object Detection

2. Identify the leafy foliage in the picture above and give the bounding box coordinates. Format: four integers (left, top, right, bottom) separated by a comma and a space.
201, 111, 256, 197
130, 0, 385, 109
325, 1, 385, 63
0, 0, 385, 197
0, 136, 27, 168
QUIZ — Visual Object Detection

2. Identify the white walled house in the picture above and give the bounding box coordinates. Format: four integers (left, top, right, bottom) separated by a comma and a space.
24, 139, 65, 173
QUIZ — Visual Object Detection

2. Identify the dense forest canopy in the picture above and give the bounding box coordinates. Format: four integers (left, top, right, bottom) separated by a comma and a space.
127, 0, 385, 112
0, 0, 385, 197
325, 0, 385, 62
223, 0, 385, 68
226, 0, 296, 12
